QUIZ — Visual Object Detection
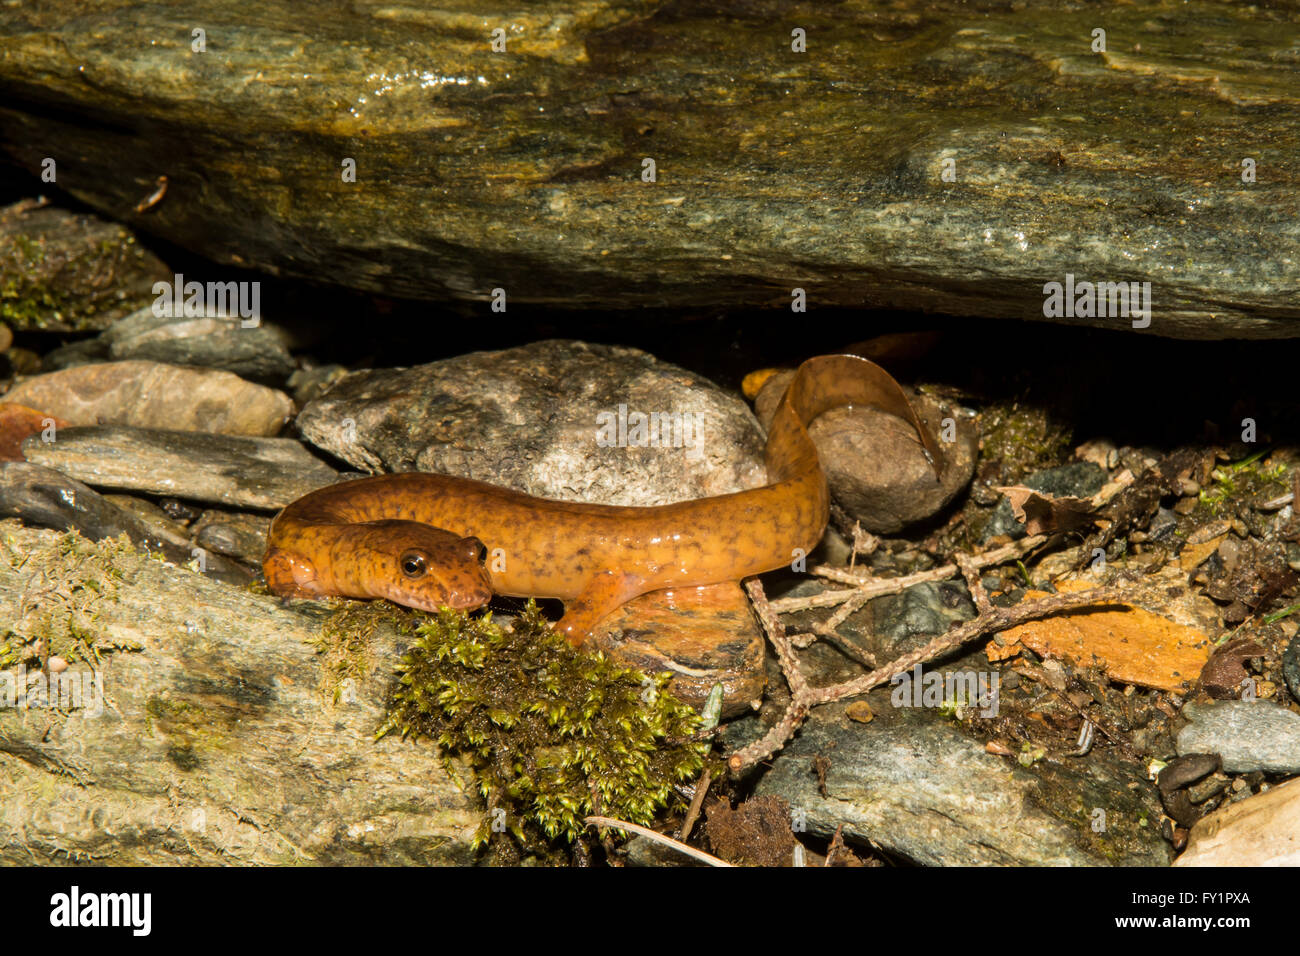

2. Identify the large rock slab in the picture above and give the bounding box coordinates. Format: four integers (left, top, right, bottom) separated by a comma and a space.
1, 2, 1297, 337
22, 425, 340, 510
0, 522, 480, 865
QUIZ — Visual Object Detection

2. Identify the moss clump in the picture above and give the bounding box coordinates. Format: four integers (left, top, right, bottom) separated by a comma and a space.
1198, 452, 1289, 516
379, 602, 709, 851
977, 401, 1073, 485
0, 529, 143, 668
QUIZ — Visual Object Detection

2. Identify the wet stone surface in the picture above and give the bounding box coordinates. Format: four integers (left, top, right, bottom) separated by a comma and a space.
1, 1, 1296, 336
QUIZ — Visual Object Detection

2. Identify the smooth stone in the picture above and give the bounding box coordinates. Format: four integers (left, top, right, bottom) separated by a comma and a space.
3, 361, 293, 436
1, 4, 1295, 336
1176, 700, 1300, 774
41, 337, 108, 371
192, 510, 271, 566
0, 199, 170, 332
1175, 777, 1300, 867
735, 699, 1169, 866
756, 370, 977, 533
0, 462, 250, 583
297, 339, 767, 504
22, 425, 339, 510
100, 306, 295, 382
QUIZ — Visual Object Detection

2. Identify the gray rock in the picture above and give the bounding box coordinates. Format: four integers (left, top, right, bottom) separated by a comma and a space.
1, 3, 1296, 337
101, 307, 295, 382
1176, 700, 1300, 773
192, 510, 271, 566
0, 463, 250, 583
22, 425, 339, 510
735, 699, 1169, 866
0, 522, 480, 865
1284, 635, 1300, 702
3, 360, 293, 436
297, 339, 767, 504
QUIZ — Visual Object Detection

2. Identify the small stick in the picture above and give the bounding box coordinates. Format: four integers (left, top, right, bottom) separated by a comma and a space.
585, 816, 733, 867
676, 768, 712, 842
781, 535, 1046, 612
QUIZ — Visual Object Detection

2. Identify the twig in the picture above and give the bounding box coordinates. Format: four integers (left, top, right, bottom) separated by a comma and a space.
676, 768, 712, 842
730, 581, 1130, 773
585, 817, 733, 867
781, 535, 1046, 612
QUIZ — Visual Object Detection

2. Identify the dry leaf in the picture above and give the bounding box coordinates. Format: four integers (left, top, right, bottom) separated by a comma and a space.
996, 485, 1099, 536
990, 581, 1213, 691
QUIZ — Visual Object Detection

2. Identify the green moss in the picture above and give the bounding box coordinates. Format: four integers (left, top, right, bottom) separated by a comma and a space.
311, 600, 415, 705
977, 402, 1073, 485
1198, 452, 1288, 516
0, 529, 143, 669
378, 602, 710, 852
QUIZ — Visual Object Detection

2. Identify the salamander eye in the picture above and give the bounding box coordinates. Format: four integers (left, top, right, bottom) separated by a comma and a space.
400, 550, 428, 579
465, 536, 487, 564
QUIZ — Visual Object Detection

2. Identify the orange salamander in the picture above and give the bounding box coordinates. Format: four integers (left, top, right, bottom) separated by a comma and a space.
263, 354, 943, 644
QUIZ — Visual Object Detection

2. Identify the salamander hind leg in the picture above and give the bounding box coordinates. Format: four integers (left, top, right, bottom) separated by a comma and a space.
555, 571, 646, 646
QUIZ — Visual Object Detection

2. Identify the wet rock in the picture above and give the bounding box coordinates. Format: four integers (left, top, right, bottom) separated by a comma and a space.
2, 360, 293, 436
734, 699, 1169, 866
21, 425, 339, 510
0, 199, 170, 332
1284, 635, 1300, 702
0, 462, 250, 583
287, 363, 348, 407
873, 580, 976, 655
100, 307, 295, 382
981, 462, 1107, 542
1175, 777, 1300, 867
192, 510, 271, 566
298, 340, 766, 503
2, 3, 1297, 336
0, 522, 480, 865
1176, 700, 1300, 773
756, 370, 976, 533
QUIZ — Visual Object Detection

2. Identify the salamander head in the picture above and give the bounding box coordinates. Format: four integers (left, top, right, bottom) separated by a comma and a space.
353, 521, 493, 612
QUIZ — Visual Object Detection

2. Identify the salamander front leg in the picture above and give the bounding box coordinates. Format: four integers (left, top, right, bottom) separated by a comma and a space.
555, 571, 645, 646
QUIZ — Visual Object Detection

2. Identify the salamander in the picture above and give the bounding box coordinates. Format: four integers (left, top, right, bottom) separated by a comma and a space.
263, 354, 942, 644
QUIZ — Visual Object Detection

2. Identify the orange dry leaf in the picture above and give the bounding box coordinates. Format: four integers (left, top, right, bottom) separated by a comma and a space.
989, 581, 1213, 692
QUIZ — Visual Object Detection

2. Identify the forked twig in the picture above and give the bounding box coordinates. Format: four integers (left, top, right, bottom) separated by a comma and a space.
730, 573, 1130, 773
